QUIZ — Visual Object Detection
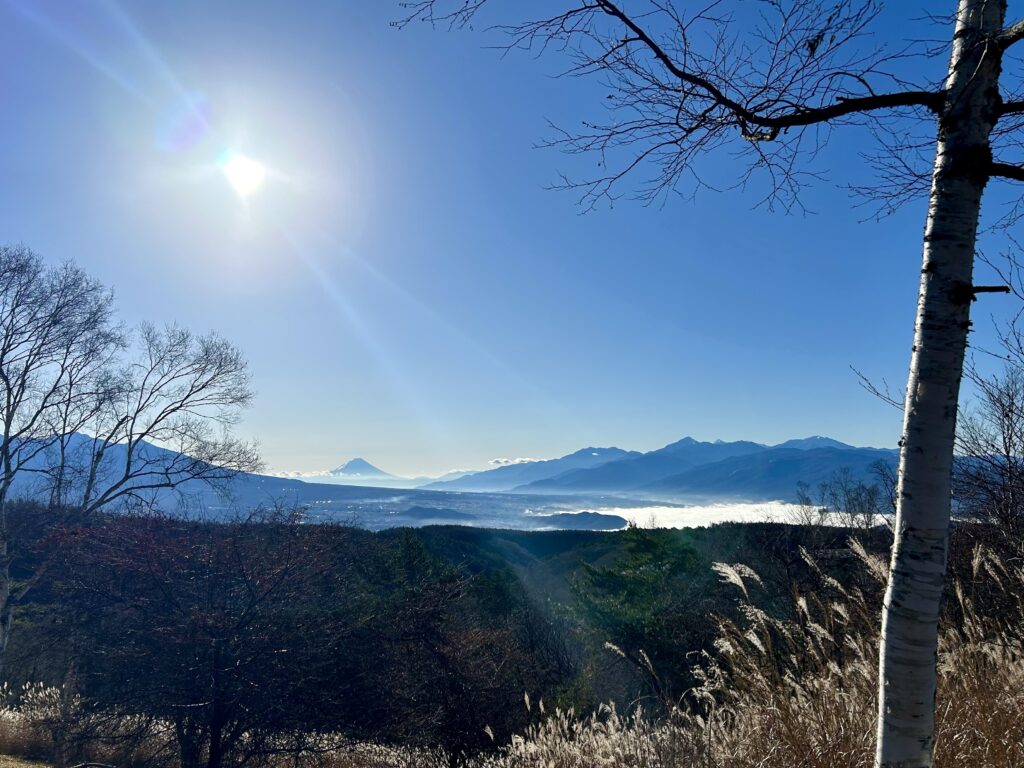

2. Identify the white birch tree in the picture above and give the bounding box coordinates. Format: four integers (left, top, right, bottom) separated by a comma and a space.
398, 1, 1024, 765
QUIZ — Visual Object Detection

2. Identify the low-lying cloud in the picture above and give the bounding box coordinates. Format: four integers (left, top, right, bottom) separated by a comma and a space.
489, 457, 542, 467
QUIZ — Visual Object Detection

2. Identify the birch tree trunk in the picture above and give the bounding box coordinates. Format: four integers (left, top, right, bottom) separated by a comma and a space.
876, 2, 1006, 766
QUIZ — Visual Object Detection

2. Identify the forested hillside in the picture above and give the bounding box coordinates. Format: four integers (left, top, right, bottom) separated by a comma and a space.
3, 502, 887, 761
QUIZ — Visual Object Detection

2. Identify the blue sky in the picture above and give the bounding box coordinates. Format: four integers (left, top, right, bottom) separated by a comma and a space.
0, 1, 1017, 477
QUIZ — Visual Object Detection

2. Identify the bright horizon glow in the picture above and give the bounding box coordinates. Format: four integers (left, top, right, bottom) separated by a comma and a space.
600, 503, 804, 529
219, 150, 266, 198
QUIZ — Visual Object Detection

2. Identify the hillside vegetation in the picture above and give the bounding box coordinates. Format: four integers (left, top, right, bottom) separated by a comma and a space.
0, 489, 1020, 768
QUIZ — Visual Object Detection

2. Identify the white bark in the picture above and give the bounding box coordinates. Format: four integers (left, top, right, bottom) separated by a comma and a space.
876, 2, 1006, 766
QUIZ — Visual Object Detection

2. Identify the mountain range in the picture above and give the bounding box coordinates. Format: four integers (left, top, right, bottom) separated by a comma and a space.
282, 435, 893, 501
640, 444, 895, 500
419, 446, 639, 492
6, 433, 898, 530
403, 435, 895, 500
515, 437, 769, 494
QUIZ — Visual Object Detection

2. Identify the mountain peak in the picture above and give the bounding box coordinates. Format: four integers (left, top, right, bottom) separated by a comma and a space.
329, 458, 393, 477
774, 436, 854, 451
662, 436, 700, 450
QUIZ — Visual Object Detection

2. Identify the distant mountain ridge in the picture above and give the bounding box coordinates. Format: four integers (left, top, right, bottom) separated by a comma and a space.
419, 447, 639, 492
298, 436, 882, 498
774, 436, 856, 451
8, 433, 898, 525
508, 436, 895, 501
517, 437, 769, 494
643, 445, 895, 501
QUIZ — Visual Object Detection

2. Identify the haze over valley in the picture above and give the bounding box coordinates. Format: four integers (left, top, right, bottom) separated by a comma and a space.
215, 434, 897, 529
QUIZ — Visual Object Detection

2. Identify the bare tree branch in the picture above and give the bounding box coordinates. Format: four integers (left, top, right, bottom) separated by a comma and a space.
990, 160, 1024, 182
997, 17, 1024, 50
398, 0, 945, 210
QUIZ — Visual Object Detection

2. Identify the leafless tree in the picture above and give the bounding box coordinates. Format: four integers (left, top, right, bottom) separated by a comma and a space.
0, 246, 121, 667
397, 2, 1024, 764
0, 246, 258, 672
53, 323, 260, 515
796, 466, 886, 531
954, 365, 1024, 539
0, 247, 120, 508
953, 251, 1024, 542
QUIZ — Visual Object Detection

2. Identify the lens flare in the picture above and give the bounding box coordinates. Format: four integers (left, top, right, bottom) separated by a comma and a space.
218, 150, 266, 198
157, 92, 211, 152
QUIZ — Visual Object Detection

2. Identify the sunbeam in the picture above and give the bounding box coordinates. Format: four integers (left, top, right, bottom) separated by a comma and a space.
274, 223, 449, 443
6, 0, 152, 105
302, 227, 559, 413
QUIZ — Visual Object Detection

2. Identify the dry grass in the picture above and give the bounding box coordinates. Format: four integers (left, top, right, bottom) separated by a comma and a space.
0, 683, 173, 768
0, 757, 49, 768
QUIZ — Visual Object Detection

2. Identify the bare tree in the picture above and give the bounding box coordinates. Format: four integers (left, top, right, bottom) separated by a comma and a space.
0, 247, 119, 507
0, 246, 259, 672
58, 323, 260, 515
796, 467, 887, 531
954, 252, 1024, 542
0, 246, 121, 666
954, 365, 1024, 540
397, 2, 1024, 765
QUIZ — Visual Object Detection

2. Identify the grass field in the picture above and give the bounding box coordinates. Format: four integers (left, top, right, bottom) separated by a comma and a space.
0, 756, 48, 768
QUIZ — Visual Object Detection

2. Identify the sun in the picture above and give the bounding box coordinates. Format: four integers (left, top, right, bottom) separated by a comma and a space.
218, 150, 266, 198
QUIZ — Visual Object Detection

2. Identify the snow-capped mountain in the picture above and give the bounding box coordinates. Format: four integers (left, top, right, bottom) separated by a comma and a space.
328, 458, 395, 480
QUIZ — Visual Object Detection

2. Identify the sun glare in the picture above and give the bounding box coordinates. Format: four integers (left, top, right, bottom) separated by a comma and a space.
219, 150, 266, 198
